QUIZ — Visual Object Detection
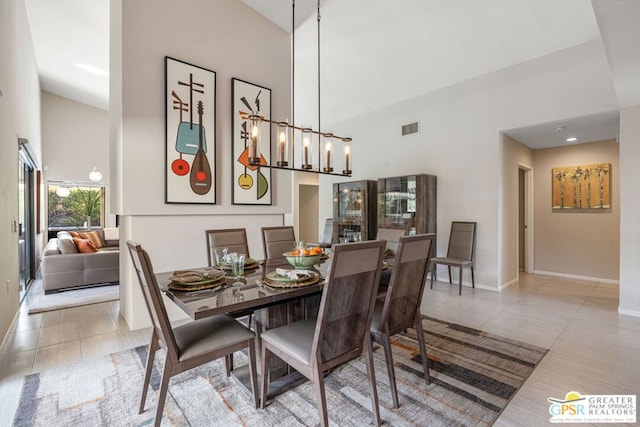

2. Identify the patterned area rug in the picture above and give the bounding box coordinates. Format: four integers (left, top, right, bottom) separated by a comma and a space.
26, 279, 119, 314
12, 316, 547, 426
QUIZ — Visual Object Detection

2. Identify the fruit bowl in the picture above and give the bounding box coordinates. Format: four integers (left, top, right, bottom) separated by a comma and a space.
283, 252, 322, 268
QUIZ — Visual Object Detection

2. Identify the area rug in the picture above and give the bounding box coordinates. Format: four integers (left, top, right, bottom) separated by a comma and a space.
12, 316, 547, 426
25, 279, 119, 314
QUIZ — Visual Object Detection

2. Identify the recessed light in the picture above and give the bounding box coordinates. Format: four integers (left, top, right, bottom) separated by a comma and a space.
76, 63, 109, 77
566, 137, 578, 142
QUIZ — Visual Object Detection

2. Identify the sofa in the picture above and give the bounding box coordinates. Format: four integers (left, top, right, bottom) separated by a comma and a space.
41, 228, 119, 294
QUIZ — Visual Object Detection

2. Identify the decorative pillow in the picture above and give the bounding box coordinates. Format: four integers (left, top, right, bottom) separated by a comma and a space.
57, 237, 79, 254
80, 231, 105, 249
69, 231, 80, 238
74, 237, 97, 253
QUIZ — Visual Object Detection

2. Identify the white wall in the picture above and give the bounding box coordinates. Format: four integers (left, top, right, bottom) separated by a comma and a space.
41, 92, 114, 227
312, 40, 618, 290
619, 105, 640, 316
114, 0, 292, 329
533, 140, 619, 281
0, 0, 42, 343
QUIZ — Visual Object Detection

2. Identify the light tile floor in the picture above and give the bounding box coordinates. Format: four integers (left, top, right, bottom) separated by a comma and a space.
1, 273, 638, 426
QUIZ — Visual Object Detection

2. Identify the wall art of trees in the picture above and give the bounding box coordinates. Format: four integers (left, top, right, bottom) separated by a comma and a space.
552, 163, 610, 210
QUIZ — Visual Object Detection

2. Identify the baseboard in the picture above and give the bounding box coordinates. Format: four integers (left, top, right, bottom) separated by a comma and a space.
499, 278, 518, 290
618, 307, 640, 318
533, 270, 619, 284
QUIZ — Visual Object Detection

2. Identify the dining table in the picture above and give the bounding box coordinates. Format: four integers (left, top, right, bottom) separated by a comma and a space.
156, 252, 394, 400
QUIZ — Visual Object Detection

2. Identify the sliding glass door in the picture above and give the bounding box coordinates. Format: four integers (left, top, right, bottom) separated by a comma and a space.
18, 147, 36, 299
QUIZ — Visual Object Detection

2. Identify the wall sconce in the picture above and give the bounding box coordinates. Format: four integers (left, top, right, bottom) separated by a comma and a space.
89, 167, 103, 182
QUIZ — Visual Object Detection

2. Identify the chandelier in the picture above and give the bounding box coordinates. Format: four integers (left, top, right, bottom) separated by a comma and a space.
240, 0, 352, 176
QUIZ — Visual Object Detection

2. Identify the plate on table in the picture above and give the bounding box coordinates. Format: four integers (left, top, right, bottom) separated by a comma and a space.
168, 275, 226, 291
170, 269, 225, 284
216, 258, 260, 271
264, 269, 320, 288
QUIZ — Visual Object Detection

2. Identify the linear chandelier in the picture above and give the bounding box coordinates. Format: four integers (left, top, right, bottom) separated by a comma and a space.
240, 0, 352, 177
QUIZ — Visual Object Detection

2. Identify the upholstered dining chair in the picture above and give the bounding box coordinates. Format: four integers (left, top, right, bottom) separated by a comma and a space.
309, 218, 333, 249
205, 228, 250, 266
370, 233, 435, 408
377, 227, 407, 258
126, 241, 258, 427
261, 226, 296, 262
430, 221, 477, 295
260, 240, 387, 427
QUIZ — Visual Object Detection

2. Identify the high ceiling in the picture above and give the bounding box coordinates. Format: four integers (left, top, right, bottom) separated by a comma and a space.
24, 0, 628, 149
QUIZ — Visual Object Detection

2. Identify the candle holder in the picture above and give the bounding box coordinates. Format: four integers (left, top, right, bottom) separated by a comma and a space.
301, 127, 313, 170
342, 142, 352, 175
323, 132, 334, 173
248, 114, 262, 166
276, 121, 289, 167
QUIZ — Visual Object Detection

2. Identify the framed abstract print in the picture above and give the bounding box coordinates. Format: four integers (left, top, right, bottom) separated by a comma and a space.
165, 56, 216, 204
231, 78, 272, 205
552, 163, 611, 210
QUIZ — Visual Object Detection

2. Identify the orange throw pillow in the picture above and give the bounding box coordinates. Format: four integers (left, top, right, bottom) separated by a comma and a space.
74, 237, 97, 253
69, 231, 80, 238
80, 231, 105, 249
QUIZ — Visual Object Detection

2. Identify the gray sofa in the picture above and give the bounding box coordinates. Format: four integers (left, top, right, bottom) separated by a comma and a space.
41, 228, 119, 293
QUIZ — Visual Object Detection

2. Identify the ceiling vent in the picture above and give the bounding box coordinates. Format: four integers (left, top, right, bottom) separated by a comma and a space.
401, 121, 419, 136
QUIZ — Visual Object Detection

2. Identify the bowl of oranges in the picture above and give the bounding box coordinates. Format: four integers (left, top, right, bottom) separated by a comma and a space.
284, 244, 323, 268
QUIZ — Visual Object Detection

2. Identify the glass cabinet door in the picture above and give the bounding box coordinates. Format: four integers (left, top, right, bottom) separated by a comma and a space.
378, 175, 417, 228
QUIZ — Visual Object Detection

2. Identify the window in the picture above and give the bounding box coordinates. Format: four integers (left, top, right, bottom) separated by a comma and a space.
48, 182, 105, 231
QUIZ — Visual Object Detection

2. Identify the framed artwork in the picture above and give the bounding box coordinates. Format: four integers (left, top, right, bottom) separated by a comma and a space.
232, 78, 272, 205
165, 56, 216, 204
552, 163, 611, 210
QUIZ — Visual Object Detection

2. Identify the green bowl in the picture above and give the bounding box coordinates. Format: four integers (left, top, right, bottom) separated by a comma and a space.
283, 253, 321, 268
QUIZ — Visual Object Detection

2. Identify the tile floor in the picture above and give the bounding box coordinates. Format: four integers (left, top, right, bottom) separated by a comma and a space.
1, 273, 638, 425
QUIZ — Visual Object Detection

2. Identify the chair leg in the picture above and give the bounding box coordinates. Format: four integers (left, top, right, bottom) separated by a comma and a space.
459, 266, 463, 295
380, 333, 399, 408
139, 333, 159, 414
471, 266, 475, 288
430, 264, 435, 289
260, 343, 270, 409
363, 336, 382, 426
224, 354, 232, 376
414, 314, 431, 385
313, 365, 329, 427
447, 266, 452, 284
247, 339, 259, 408
154, 358, 172, 427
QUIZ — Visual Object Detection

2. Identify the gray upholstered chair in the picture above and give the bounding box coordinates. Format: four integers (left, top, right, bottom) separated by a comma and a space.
126, 241, 258, 427
260, 240, 387, 427
309, 218, 333, 249
261, 226, 296, 262
377, 227, 407, 258
205, 228, 250, 265
370, 233, 435, 408
430, 221, 477, 295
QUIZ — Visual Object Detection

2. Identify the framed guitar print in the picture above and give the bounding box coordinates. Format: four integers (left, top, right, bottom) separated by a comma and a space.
232, 78, 272, 205
165, 56, 216, 204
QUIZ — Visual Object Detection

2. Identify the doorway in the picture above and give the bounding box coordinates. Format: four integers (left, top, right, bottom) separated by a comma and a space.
298, 184, 319, 244
518, 164, 533, 274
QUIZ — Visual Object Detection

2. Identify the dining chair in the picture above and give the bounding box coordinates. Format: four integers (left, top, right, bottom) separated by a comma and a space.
430, 221, 477, 295
370, 233, 435, 408
126, 241, 259, 427
260, 240, 387, 427
205, 227, 254, 341
205, 228, 250, 265
377, 227, 407, 258
261, 226, 296, 262
309, 218, 333, 249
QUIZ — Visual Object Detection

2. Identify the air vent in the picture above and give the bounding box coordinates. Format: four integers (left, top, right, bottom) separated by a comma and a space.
401, 121, 419, 136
